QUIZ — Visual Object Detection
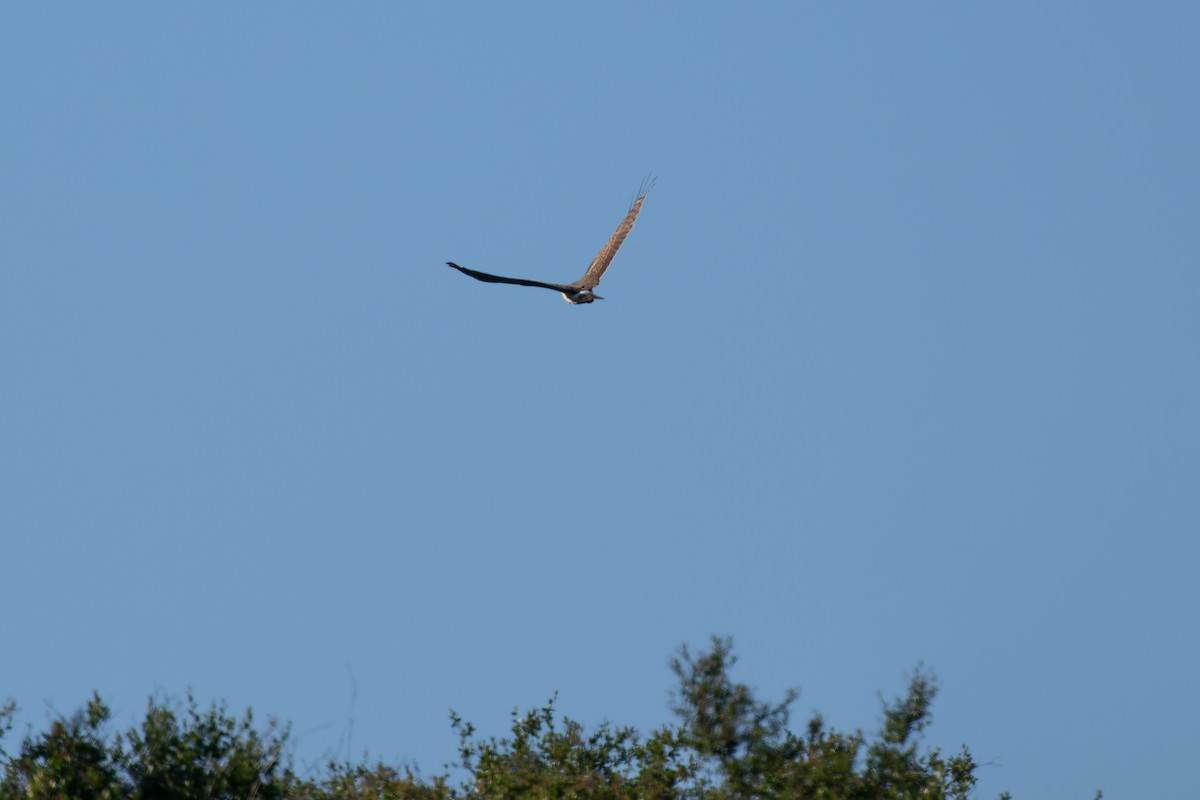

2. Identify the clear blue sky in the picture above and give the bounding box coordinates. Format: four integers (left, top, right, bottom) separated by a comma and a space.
2, 4, 1197, 798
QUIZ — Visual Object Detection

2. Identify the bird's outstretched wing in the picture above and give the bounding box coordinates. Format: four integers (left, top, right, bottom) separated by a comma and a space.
573, 176, 654, 290
445, 262, 573, 293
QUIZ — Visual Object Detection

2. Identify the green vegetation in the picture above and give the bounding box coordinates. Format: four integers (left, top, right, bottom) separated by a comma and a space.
1, 637, 1010, 799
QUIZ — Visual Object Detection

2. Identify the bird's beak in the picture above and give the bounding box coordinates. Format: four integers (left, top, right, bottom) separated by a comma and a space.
593, 294, 604, 300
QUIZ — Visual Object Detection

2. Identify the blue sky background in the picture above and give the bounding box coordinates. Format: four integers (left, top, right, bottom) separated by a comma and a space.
2, 4, 1197, 798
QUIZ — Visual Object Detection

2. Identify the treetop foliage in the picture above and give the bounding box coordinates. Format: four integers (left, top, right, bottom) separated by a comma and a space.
0, 637, 1024, 799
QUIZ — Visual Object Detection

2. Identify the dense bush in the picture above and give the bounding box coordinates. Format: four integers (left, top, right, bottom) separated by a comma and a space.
1, 637, 1012, 799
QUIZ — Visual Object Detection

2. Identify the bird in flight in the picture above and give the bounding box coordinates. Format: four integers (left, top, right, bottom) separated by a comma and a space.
446, 178, 653, 304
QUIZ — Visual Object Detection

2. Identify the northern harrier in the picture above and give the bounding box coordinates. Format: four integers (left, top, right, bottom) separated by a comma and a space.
446, 178, 653, 304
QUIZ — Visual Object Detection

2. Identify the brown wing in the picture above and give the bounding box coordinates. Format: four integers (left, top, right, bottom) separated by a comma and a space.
572, 179, 653, 290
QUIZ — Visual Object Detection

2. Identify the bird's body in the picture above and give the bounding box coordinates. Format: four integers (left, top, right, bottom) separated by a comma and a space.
446, 178, 653, 304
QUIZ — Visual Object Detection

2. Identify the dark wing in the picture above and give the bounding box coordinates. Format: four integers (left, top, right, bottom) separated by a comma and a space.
573, 177, 654, 290
445, 262, 573, 293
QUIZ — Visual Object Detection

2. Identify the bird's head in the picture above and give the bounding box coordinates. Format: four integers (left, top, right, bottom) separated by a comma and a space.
564, 289, 603, 304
